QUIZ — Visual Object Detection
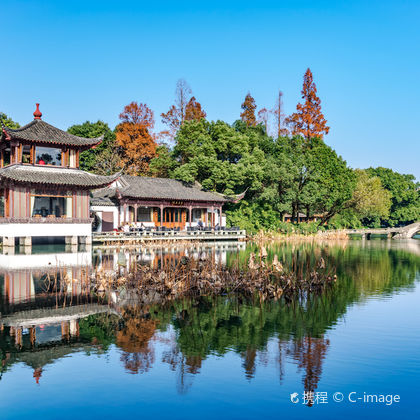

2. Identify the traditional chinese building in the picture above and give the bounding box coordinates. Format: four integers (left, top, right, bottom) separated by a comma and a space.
0, 104, 119, 248
91, 176, 227, 232
282, 213, 325, 223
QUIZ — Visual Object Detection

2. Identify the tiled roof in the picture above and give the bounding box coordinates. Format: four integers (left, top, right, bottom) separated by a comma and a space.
92, 176, 226, 203
0, 164, 119, 188
90, 192, 117, 206
118, 175, 226, 202
2, 120, 103, 147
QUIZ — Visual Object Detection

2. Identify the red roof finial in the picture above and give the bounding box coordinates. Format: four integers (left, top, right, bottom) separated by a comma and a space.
33, 368, 43, 384
33, 103, 42, 120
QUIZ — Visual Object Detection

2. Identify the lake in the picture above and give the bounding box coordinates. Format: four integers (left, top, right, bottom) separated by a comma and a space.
1, 239, 419, 419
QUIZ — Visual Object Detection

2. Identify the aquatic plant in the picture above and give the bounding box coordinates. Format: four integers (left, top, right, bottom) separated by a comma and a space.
93, 246, 337, 305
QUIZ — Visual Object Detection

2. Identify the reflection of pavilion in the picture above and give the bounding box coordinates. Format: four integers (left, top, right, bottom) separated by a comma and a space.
0, 251, 91, 307
93, 241, 246, 272
0, 303, 114, 384
0, 250, 115, 384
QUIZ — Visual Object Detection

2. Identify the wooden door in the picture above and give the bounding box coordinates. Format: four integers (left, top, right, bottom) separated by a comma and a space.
101, 211, 114, 232
161, 208, 186, 230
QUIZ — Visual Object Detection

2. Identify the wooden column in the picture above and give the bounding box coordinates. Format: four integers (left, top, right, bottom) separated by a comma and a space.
211, 205, 214, 227
61, 321, 70, 341
123, 202, 127, 224
29, 327, 36, 346
134, 204, 138, 223
15, 327, 22, 347
189, 205, 192, 227
160, 204, 164, 227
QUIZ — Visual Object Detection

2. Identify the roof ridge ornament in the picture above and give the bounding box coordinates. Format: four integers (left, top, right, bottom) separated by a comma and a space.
33, 103, 42, 120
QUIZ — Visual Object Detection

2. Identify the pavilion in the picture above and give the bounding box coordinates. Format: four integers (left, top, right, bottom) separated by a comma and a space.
0, 104, 119, 248
91, 175, 227, 232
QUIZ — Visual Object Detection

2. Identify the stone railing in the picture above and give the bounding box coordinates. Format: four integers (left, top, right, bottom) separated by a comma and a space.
0, 217, 93, 224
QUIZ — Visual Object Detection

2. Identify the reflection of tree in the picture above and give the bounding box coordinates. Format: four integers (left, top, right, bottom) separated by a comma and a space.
1, 241, 419, 391
162, 336, 203, 394
242, 348, 257, 380
156, 297, 332, 389
286, 336, 330, 406
151, 239, 420, 387
116, 306, 157, 374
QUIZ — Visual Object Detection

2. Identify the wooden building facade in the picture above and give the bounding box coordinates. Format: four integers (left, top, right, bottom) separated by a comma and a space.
91, 176, 227, 232
0, 104, 118, 247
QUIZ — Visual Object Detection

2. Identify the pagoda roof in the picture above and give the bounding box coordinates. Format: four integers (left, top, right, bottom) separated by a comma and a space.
107, 175, 226, 203
1, 119, 103, 148
0, 164, 120, 188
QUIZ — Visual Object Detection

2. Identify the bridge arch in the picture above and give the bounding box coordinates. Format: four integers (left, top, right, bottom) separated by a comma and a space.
391, 222, 420, 239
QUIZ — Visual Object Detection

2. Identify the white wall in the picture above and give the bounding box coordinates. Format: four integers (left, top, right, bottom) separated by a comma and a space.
0, 251, 92, 270
91, 205, 119, 231
91, 204, 226, 229
0, 223, 91, 238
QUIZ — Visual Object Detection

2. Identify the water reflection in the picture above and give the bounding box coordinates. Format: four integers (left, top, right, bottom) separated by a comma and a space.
1, 240, 419, 400
93, 241, 246, 272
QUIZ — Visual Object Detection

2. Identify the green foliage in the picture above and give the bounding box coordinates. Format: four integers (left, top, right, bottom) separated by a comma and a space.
366, 167, 419, 226
0, 112, 20, 129
272, 136, 356, 224
171, 119, 268, 196
149, 145, 178, 178
333, 169, 392, 228
67, 121, 120, 174
350, 169, 391, 219
225, 200, 283, 232
155, 119, 360, 232
330, 209, 363, 229
78, 313, 119, 350
59, 114, 417, 232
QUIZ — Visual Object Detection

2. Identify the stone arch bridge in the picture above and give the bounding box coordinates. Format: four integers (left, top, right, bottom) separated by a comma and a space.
344, 221, 420, 240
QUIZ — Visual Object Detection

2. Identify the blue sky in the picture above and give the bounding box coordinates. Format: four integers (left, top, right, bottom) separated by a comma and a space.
1, 0, 419, 179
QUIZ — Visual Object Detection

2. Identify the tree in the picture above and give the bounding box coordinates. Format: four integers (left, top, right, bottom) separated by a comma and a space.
172, 119, 266, 195
273, 137, 356, 224
348, 170, 392, 219
285, 68, 329, 140
149, 145, 178, 178
0, 112, 20, 129
185, 96, 206, 121
68, 120, 121, 174
366, 167, 420, 226
272, 90, 289, 138
240, 93, 257, 127
331, 170, 392, 228
257, 108, 269, 133
116, 102, 157, 176
161, 79, 193, 141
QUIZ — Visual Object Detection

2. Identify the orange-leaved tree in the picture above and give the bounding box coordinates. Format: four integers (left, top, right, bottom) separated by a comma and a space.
116, 102, 157, 175
285, 68, 329, 140
185, 96, 206, 121
240, 93, 257, 126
